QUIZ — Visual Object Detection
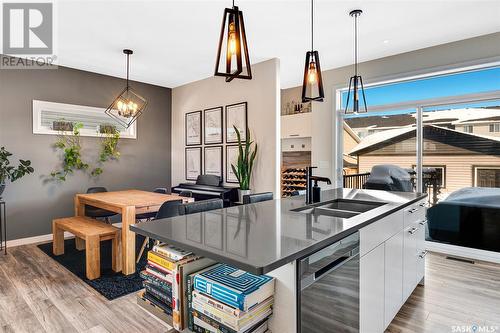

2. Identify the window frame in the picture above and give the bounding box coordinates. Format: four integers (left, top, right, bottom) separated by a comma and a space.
334, 61, 500, 191
473, 166, 500, 188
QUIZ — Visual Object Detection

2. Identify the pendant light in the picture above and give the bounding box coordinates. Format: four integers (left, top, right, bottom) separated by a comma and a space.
345, 9, 367, 114
301, 0, 324, 103
105, 49, 148, 128
214, 0, 252, 82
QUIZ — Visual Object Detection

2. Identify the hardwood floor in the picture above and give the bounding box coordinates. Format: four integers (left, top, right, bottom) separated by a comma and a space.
0, 245, 499, 332
387, 252, 500, 332
0, 244, 175, 333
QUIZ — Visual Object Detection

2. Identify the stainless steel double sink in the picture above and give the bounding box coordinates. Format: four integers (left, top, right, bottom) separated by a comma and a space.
291, 199, 387, 219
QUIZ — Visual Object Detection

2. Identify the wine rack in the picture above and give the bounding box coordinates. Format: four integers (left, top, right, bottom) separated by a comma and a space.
281, 167, 307, 198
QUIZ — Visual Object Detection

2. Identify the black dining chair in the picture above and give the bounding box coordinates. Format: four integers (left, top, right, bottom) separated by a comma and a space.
242, 192, 274, 204
179, 190, 193, 198
178, 198, 223, 215
85, 187, 117, 223
136, 188, 169, 221
137, 199, 183, 262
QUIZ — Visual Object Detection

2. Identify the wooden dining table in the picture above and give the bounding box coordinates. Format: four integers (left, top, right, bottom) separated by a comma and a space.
74, 189, 193, 275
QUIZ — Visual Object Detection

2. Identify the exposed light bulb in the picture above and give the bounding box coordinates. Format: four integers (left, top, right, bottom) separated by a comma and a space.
308, 61, 317, 84
228, 21, 237, 56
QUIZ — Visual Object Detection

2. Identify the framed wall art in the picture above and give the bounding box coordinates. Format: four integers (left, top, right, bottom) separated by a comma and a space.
226, 102, 247, 143
185, 110, 202, 146
204, 106, 223, 144
185, 147, 202, 181
204, 146, 223, 178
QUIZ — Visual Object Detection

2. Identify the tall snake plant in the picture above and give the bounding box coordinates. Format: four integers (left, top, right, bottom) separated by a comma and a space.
231, 126, 257, 190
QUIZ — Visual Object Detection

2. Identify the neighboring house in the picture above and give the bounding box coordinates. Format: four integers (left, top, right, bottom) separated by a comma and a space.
349, 125, 500, 194
345, 107, 500, 138
343, 123, 361, 174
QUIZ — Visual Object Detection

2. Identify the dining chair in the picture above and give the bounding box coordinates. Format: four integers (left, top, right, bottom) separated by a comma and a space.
242, 192, 274, 204
136, 188, 169, 221
85, 187, 117, 223
178, 198, 224, 215
179, 190, 193, 198
137, 199, 183, 263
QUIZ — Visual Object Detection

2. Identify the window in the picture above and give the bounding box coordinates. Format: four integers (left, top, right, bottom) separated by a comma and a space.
463, 125, 474, 133
474, 167, 500, 188
489, 123, 500, 132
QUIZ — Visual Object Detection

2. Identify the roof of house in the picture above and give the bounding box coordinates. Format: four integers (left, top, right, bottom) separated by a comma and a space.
349, 125, 500, 156
345, 108, 500, 130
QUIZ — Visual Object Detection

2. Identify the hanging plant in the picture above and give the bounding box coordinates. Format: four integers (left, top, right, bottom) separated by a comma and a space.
91, 125, 121, 177
51, 122, 89, 181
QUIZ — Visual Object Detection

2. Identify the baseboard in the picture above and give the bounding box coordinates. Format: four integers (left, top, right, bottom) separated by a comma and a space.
426, 241, 500, 264
6, 222, 123, 248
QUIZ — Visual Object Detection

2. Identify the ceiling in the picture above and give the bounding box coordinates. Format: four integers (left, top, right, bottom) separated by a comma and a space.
56, 0, 500, 89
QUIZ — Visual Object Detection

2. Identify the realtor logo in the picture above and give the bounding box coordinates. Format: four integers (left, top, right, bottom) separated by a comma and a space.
2, 2, 53, 54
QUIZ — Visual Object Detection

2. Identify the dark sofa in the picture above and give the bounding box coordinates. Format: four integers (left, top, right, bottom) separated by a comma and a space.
427, 187, 500, 252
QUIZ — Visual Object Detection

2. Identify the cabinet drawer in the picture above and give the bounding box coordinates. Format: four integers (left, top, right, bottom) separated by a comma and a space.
404, 200, 427, 228
360, 210, 404, 257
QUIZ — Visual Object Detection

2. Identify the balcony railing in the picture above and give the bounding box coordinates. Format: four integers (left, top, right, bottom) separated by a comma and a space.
343, 172, 370, 189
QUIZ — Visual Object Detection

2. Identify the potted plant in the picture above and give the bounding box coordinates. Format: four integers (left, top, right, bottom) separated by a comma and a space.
0, 147, 35, 197
231, 126, 257, 203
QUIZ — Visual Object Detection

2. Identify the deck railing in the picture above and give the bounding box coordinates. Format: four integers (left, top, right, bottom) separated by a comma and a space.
343, 172, 371, 189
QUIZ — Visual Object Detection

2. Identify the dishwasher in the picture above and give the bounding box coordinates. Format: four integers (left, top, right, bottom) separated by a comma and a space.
298, 232, 360, 333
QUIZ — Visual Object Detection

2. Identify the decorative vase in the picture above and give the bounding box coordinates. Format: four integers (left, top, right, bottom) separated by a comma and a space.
238, 189, 251, 203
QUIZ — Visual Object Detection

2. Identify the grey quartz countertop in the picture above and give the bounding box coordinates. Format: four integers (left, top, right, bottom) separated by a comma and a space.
131, 188, 427, 275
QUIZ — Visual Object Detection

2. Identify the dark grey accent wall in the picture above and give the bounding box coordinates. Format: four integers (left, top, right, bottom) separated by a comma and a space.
0, 57, 172, 240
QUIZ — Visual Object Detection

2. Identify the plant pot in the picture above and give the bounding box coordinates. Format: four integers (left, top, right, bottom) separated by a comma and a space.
0, 182, 5, 198
238, 189, 251, 203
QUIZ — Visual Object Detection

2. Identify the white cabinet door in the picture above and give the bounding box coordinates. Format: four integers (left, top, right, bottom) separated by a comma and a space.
384, 231, 404, 328
360, 244, 385, 333
281, 113, 312, 139
403, 224, 418, 301
416, 220, 426, 284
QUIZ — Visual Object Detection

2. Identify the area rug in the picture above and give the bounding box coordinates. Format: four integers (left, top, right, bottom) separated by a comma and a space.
38, 235, 147, 300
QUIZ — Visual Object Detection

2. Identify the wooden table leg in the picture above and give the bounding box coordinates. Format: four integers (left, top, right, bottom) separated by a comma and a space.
52, 221, 64, 256
112, 232, 122, 272
74, 195, 86, 251
121, 206, 136, 275
85, 235, 100, 280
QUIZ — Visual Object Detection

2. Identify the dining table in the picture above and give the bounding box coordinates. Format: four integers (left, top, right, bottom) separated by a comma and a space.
74, 189, 193, 275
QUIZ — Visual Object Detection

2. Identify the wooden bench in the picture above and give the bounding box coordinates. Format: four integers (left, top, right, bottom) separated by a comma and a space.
52, 216, 122, 280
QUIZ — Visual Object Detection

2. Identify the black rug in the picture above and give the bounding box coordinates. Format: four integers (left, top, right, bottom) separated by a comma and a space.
38, 235, 148, 300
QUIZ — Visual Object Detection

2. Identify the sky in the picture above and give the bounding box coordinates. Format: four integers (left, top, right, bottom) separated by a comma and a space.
343, 66, 500, 118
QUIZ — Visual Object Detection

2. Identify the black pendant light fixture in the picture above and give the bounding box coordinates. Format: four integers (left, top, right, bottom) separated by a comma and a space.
214, 0, 252, 82
105, 49, 148, 128
301, 0, 324, 103
345, 9, 367, 114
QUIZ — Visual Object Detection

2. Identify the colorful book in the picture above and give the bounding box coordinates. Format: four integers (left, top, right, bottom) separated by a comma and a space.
144, 282, 172, 305
153, 243, 193, 261
191, 295, 273, 331
187, 272, 195, 331
172, 257, 216, 331
148, 260, 174, 276
193, 264, 275, 311
142, 292, 173, 315
147, 251, 179, 271
140, 270, 172, 291
193, 309, 271, 333
192, 309, 237, 333
192, 290, 244, 318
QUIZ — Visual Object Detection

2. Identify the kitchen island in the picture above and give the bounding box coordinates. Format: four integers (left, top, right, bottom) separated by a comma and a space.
131, 188, 428, 332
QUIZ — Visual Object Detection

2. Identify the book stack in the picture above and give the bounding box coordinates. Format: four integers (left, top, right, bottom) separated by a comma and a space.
187, 264, 275, 333
137, 244, 214, 331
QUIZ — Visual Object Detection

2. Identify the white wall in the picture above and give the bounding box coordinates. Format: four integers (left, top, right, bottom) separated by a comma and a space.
172, 58, 281, 195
